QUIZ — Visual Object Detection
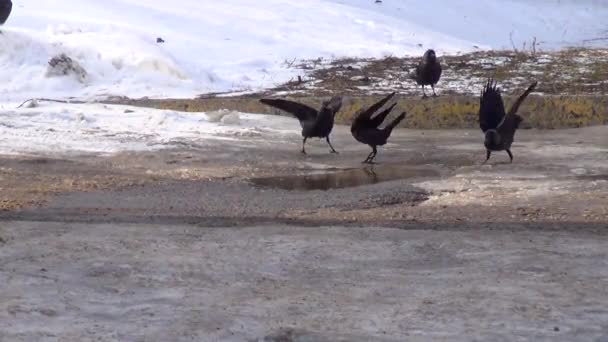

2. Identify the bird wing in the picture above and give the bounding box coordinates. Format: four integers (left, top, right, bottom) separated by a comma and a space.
352, 92, 396, 129
319, 96, 343, 118
496, 81, 537, 135
368, 103, 397, 129
504, 81, 538, 118
479, 79, 506, 132
259, 98, 318, 122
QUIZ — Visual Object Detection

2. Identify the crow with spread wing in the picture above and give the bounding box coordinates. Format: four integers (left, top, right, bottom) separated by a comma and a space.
260, 96, 342, 154
479, 79, 537, 163
351, 92, 406, 164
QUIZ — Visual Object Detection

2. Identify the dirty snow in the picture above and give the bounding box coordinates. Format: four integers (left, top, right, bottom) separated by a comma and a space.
0, 0, 475, 102
1, 0, 608, 102
0, 102, 300, 155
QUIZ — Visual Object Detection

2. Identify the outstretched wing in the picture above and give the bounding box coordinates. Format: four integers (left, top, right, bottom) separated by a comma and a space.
368, 103, 397, 129
352, 92, 396, 129
497, 81, 537, 135
259, 98, 318, 122
505, 81, 538, 117
479, 79, 506, 132
319, 96, 343, 116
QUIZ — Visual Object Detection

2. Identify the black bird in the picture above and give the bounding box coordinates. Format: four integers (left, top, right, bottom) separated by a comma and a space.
411, 49, 442, 98
479, 79, 537, 163
351, 92, 407, 164
260, 96, 342, 154
0, 0, 12, 26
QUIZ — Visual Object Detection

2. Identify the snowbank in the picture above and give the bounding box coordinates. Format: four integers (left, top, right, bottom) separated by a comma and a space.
3, 0, 606, 102
0, 102, 300, 154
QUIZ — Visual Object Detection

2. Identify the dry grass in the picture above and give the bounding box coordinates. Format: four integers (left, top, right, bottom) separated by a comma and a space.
105, 48, 608, 129
264, 48, 608, 97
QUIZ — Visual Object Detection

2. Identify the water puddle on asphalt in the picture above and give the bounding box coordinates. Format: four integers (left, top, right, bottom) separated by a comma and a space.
249, 165, 440, 191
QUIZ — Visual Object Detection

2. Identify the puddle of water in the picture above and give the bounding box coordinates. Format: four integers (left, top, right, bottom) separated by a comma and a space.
249, 165, 440, 191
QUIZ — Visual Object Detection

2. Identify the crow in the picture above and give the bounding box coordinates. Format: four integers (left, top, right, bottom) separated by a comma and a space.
260, 96, 342, 154
479, 79, 537, 163
411, 49, 442, 98
351, 92, 407, 164
0, 0, 11, 25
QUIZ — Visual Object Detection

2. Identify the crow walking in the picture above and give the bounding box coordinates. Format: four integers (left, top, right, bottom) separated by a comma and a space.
260, 96, 342, 154
479, 79, 538, 163
0, 0, 11, 25
411, 49, 442, 98
351, 92, 407, 164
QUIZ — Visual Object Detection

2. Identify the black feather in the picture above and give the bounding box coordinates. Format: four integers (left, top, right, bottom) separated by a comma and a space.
259, 98, 318, 123
479, 79, 506, 132
480, 79, 537, 163
259, 96, 343, 154
413, 49, 442, 86
351, 93, 405, 163
0, 0, 12, 25
368, 103, 397, 129
352, 92, 396, 130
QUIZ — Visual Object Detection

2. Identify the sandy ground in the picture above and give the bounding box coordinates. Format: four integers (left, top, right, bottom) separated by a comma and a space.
0, 125, 607, 341
1, 222, 608, 342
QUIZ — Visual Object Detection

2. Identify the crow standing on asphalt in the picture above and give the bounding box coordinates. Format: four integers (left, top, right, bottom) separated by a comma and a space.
351, 92, 407, 164
411, 49, 442, 98
479, 79, 538, 163
0, 0, 12, 26
259, 96, 342, 154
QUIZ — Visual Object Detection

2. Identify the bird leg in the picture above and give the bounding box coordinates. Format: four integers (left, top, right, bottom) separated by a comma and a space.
326, 136, 338, 154
506, 149, 514, 163
483, 150, 491, 164
363, 150, 374, 164
301, 137, 307, 155
421, 85, 428, 99
366, 146, 378, 164
362, 150, 374, 164
431, 84, 438, 97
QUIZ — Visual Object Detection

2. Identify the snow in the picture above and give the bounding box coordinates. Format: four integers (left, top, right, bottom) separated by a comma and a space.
330, 0, 608, 50
2, 0, 607, 103
1, 1, 607, 154
0, 102, 300, 155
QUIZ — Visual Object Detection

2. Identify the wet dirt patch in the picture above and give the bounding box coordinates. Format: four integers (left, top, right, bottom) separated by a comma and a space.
575, 174, 608, 182
249, 165, 440, 191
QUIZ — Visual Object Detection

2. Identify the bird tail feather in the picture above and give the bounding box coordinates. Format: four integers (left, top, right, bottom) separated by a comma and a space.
385, 112, 407, 133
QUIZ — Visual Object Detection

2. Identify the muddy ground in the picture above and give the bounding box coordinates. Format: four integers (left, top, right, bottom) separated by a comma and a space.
0, 125, 607, 341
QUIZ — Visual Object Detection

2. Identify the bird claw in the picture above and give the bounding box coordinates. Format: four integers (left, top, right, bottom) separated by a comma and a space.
330, 150, 339, 154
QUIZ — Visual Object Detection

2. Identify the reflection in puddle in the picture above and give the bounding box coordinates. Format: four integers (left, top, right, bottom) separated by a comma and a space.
249, 165, 440, 191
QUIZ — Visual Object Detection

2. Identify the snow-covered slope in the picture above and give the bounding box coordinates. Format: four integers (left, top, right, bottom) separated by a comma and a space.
330, 0, 608, 50
0, 101, 300, 154
1, 0, 607, 102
